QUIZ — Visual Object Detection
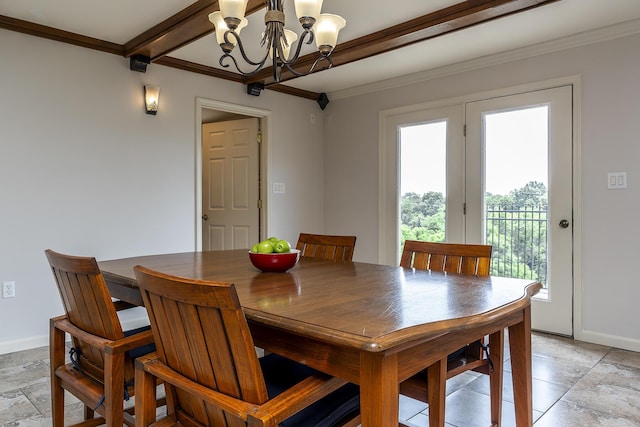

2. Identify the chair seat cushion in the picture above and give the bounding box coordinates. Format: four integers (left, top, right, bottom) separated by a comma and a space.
260, 354, 360, 427
124, 325, 156, 360
448, 345, 468, 361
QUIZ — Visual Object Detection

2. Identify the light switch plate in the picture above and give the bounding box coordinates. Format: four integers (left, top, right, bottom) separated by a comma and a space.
273, 182, 286, 194
607, 172, 627, 189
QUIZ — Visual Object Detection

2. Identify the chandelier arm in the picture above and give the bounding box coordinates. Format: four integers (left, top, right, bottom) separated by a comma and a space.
219, 52, 270, 77
219, 55, 232, 69
310, 55, 334, 72
283, 54, 334, 77
223, 29, 271, 67
278, 28, 312, 68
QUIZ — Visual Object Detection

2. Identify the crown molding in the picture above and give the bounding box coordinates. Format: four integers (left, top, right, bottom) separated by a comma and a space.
330, 18, 640, 101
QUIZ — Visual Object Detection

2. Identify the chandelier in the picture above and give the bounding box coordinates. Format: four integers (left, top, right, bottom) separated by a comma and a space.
209, 0, 346, 82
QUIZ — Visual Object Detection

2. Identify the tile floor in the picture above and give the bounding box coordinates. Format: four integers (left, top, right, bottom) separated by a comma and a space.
1, 332, 640, 426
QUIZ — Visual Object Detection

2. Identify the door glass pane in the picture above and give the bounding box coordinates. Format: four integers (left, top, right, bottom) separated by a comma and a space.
400, 121, 447, 251
484, 106, 548, 287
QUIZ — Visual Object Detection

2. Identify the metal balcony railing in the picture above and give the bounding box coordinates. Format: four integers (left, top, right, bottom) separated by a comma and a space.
485, 205, 548, 286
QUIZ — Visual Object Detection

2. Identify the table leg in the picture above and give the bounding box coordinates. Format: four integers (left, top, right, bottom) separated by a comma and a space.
360, 352, 399, 426
427, 357, 446, 427
489, 330, 504, 426
507, 306, 534, 427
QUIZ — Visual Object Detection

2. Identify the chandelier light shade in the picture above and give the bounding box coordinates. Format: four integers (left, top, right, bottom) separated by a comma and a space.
209, 11, 248, 48
144, 85, 160, 115
314, 14, 345, 52
219, 0, 249, 20
293, 0, 323, 21
209, 0, 346, 82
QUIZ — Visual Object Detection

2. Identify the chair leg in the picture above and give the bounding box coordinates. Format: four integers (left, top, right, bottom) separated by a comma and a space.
427, 357, 447, 427
488, 330, 505, 427
50, 321, 66, 427
104, 350, 125, 427
135, 360, 159, 426
83, 405, 95, 422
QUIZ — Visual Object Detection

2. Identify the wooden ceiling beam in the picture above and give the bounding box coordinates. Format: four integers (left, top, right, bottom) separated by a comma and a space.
123, 0, 265, 61
0, 14, 123, 55
247, 0, 559, 87
156, 56, 320, 100
155, 56, 245, 82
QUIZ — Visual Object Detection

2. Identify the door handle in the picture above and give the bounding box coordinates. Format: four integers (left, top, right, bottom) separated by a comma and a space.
559, 219, 570, 228
202, 214, 209, 221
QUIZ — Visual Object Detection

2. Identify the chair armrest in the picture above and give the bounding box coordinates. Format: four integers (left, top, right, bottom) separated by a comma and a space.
136, 352, 348, 426
105, 329, 154, 354
250, 373, 347, 424
51, 316, 154, 354
52, 317, 111, 348
135, 353, 259, 420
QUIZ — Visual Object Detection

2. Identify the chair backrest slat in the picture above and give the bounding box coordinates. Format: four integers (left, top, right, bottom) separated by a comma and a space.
296, 233, 357, 262
400, 241, 492, 276
45, 249, 128, 383
134, 265, 269, 426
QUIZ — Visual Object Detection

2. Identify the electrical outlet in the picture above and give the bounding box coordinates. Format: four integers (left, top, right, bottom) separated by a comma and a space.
2, 281, 15, 298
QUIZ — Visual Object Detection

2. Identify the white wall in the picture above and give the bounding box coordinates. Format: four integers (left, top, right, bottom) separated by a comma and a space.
323, 32, 640, 351
4, 25, 640, 354
0, 29, 325, 353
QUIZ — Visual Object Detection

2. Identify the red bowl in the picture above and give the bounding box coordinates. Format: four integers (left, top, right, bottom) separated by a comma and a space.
249, 249, 301, 273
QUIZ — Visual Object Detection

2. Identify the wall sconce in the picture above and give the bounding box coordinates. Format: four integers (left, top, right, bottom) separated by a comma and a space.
144, 85, 160, 115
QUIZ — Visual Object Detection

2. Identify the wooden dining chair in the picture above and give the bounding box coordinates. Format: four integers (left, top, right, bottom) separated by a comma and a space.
295, 233, 357, 262
46, 249, 160, 427
132, 265, 360, 427
400, 240, 492, 276
398, 240, 503, 427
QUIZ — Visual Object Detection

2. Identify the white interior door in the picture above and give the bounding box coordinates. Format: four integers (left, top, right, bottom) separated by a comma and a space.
465, 86, 574, 335
202, 118, 260, 251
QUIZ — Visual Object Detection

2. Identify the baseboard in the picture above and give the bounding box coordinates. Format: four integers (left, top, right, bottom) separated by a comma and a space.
0, 316, 151, 355
577, 329, 640, 352
0, 334, 50, 355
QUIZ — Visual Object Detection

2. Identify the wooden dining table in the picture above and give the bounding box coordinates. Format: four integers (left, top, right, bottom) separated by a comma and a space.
99, 249, 541, 427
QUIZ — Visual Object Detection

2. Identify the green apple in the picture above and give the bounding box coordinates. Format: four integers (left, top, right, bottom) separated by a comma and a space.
256, 240, 274, 253
251, 243, 259, 253
273, 239, 291, 253
268, 236, 280, 245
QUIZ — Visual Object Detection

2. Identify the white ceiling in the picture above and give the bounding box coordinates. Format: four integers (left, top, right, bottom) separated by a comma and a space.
3, 0, 640, 96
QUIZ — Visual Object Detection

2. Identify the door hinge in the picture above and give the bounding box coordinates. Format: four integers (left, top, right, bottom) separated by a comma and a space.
257, 131, 262, 144
463, 202, 466, 215
257, 199, 262, 209
463, 124, 466, 137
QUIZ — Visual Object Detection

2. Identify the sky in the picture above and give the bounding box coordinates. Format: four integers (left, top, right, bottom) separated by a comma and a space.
400, 120, 446, 195
400, 106, 548, 197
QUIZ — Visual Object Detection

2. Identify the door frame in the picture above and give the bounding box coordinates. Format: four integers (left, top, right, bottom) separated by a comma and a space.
195, 98, 271, 251
378, 75, 583, 338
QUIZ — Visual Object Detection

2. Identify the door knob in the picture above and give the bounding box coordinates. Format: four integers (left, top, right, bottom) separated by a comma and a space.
202, 214, 209, 221
559, 219, 570, 228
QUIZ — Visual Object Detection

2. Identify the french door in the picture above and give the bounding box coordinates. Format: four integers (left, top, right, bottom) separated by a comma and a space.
381, 84, 574, 335
466, 86, 573, 335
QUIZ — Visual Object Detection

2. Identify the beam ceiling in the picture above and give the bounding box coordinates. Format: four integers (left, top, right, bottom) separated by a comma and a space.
0, 0, 559, 100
